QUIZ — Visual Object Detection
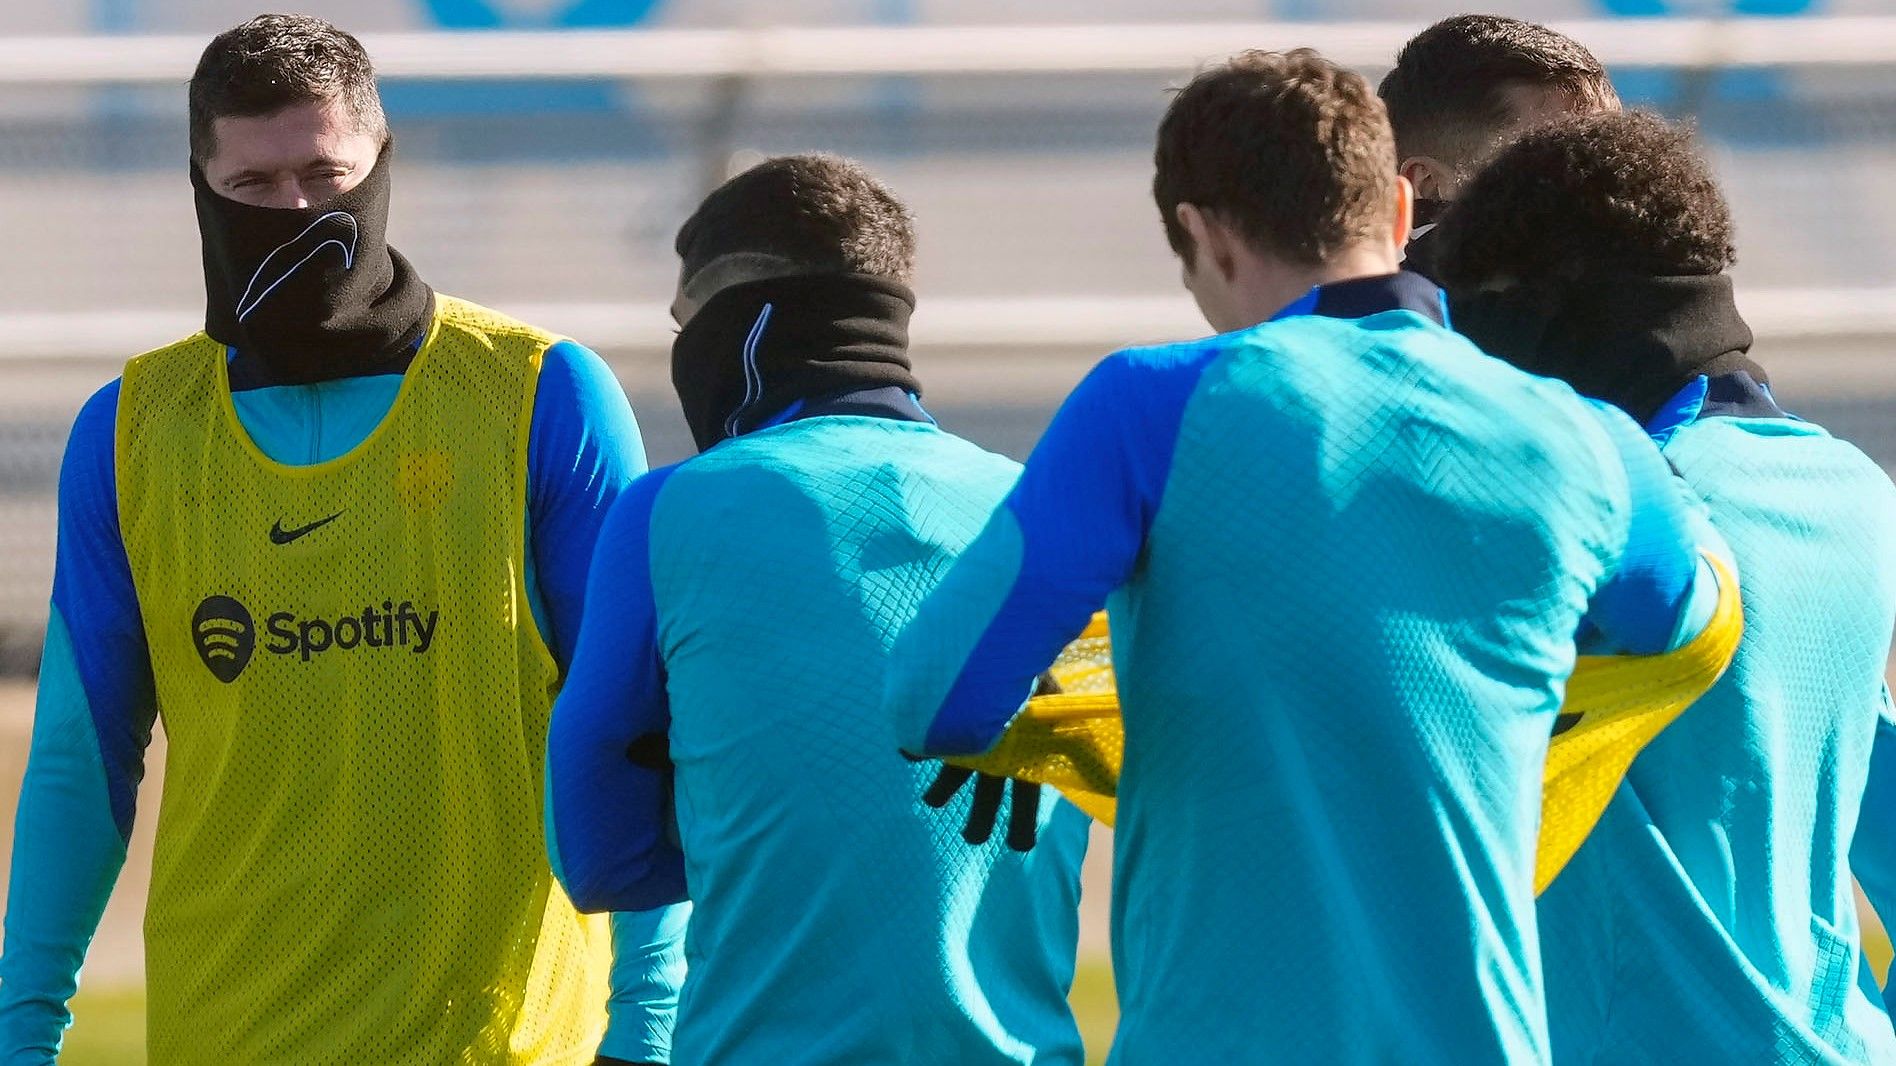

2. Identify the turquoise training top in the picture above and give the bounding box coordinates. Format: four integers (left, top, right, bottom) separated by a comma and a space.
890, 273, 1725, 1065
547, 412, 1089, 1065
1541, 372, 1896, 1064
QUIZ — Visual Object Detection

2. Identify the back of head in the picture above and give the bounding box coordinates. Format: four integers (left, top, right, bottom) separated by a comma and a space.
1437, 111, 1749, 425
675, 153, 916, 307
1380, 15, 1618, 185
189, 13, 387, 165
669, 155, 923, 452
1436, 110, 1735, 289
1154, 48, 1398, 267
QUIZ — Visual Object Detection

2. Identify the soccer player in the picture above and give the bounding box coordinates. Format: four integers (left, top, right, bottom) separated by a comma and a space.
1436, 110, 1896, 1063
0, 16, 682, 1065
886, 50, 1730, 1063
544, 155, 1090, 1065
1378, 14, 1619, 282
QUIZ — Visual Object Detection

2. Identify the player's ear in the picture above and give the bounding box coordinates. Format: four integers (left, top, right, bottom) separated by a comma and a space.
1399, 156, 1454, 202
1390, 174, 1415, 249
1175, 202, 1238, 285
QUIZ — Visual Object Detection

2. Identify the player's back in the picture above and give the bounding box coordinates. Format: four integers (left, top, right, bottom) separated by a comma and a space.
1106, 311, 1626, 1065
647, 416, 1088, 1065
1542, 397, 1896, 1063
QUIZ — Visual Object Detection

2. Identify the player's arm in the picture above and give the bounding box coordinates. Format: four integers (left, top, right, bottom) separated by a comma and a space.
0, 382, 157, 1064
890, 346, 1209, 757
1851, 684, 1896, 1022
527, 344, 683, 1066
544, 466, 688, 913
1575, 400, 1734, 656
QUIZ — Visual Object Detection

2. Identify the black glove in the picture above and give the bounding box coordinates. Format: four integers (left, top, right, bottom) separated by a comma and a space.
626, 732, 681, 849
594, 1058, 660, 1066
905, 669, 1061, 852
922, 764, 1042, 852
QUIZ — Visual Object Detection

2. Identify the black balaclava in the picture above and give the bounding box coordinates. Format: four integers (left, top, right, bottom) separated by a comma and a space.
1450, 272, 1765, 425
194, 145, 433, 386
671, 272, 921, 453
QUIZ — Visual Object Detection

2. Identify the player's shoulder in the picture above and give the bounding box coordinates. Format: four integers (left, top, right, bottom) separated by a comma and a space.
430, 292, 568, 351
123, 331, 222, 378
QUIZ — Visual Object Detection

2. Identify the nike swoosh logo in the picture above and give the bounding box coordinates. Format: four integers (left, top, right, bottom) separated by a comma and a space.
269, 512, 343, 546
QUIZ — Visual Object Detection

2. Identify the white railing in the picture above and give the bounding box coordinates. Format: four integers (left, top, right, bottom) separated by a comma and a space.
2, 17, 1895, 85
2, 18, 1894, 351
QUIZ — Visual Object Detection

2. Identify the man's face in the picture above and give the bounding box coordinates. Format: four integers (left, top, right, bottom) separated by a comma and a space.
201, 98, 381, 209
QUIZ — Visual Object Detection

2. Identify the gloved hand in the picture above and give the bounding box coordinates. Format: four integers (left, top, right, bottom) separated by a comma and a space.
907, 670, 1059, 852
922, 764, 1043, 852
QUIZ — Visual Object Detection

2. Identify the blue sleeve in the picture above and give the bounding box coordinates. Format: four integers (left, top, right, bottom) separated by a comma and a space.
545, 465, 687, 914
0, 382, 155, 1063
1853, 685, 1896, 1019
1578, 400, 1729, 656
598, 905, 692, 1063
529, 341, 648, 672
891, 346, 1212, 756
525, 347, 687, 1060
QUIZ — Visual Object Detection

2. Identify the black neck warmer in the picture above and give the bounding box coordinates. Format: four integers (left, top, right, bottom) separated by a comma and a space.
1450, 272, 1766, 425
1401, 198, 1451, 285
194, 147, 434, 387
671, 273, 921, 452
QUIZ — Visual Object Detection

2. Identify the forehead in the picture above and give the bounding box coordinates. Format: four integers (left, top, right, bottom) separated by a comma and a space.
205, 98, 373, 170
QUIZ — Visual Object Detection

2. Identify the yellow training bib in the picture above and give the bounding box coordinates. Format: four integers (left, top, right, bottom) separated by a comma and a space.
955, 554, 1742, 896
117, 296, 609, 1065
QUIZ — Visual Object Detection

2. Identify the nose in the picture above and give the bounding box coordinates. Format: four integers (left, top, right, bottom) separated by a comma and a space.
259, 180, 312, 211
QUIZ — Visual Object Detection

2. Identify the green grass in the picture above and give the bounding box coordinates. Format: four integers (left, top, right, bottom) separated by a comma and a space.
54, 962, 1120, 1066
1071, 956, 1118, 1064
61, 987, 145, 1065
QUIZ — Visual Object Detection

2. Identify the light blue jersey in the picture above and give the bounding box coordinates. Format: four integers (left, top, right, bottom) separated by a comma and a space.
890, 274, 1723, 1064
547, 410, 1088, 1065
1542, 372, 1896, 1064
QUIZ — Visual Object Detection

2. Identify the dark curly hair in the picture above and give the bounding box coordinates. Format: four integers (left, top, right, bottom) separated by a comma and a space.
676, 153, 916, 287
1435, 110, 1736, 287
1154, 48, 1396, 266
189, 14, 387, 164
1379, 15, 1618, 173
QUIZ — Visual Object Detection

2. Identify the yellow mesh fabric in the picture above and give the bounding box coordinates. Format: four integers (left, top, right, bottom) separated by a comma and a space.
951, 556, 1742, 887
949, 614, 1124, 824
116, 296, 610, 1065
1534, 551, 1744, 893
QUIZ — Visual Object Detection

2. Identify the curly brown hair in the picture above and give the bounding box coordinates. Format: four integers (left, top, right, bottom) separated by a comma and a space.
1154, 48, 1396, 266
1435, 110, 1736, 287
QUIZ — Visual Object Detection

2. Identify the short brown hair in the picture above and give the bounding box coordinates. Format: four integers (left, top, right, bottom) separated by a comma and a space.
1436, 110, 1736, 286
675, 153, 917, 287
1154, 49, 1397, 266
189, 14, 387, 164
1379, 15, 1618, 172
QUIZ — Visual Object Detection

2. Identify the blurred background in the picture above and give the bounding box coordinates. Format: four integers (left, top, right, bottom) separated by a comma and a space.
1, 0, 1894, 1061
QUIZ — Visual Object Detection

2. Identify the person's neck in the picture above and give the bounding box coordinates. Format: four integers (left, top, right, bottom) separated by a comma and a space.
1231, 244, 1402, 331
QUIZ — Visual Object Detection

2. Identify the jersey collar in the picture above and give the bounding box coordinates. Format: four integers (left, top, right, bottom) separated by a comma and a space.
1645, 370, 1791, 445
1272, 271, 1449, 327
